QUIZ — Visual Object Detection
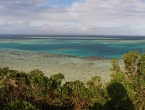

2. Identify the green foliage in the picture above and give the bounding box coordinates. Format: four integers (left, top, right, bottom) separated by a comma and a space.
4, 99, 37, 110
0, 50, 145, 110
110, 51, 145, 110
30, 69, 44, 76
50, 73, 65, 86
64, 80, 91, 110
104, 82, 135, 110
28, 73, 52, 100
138, 53, 145, 75
0, 67, 10, 76
87, 76, 106, 109
87, 76, 101, 87
110, 59, 121, 73
123, 51, 139, 75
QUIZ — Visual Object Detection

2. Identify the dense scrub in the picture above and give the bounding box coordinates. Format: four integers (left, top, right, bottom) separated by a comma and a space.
0, 51, 145, 110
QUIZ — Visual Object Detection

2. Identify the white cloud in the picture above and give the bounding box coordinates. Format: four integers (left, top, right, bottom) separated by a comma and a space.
0, 0, 145, 35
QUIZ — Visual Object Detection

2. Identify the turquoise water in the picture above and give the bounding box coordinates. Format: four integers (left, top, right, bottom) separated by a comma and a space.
0, 35, 145, 58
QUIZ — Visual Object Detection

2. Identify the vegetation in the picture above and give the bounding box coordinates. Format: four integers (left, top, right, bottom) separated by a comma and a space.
0, 51, 145, 110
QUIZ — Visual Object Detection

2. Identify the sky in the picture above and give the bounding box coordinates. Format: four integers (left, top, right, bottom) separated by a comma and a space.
0, 0, 145, 35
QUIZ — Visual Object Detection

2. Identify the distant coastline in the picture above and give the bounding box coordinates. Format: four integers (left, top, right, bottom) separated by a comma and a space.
0, 34, 145, 40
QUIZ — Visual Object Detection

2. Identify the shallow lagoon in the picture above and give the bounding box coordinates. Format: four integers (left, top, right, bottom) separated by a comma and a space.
0, 36, 145, 58
0, 35, 144, 82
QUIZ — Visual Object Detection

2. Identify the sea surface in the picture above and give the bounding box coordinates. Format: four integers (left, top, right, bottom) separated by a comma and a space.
0, 35, 145, 58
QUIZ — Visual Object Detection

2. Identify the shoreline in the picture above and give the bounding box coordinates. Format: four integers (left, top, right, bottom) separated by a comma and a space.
0, 49, 124, 83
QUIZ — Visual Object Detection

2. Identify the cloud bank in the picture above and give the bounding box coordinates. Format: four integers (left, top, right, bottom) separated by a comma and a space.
0, 0, 145, 35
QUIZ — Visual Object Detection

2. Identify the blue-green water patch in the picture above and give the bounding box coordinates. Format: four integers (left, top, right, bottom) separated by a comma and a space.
0, 37, 145, 58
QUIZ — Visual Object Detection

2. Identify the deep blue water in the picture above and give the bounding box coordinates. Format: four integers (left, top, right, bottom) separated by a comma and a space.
0, 35, 145, 58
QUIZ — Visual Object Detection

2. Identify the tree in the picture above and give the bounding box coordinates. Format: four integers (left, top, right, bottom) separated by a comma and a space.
4, 99, 37, 110
123, 51, 139, 75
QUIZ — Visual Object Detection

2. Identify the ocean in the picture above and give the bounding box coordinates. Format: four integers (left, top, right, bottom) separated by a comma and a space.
0, 35, 145, 58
